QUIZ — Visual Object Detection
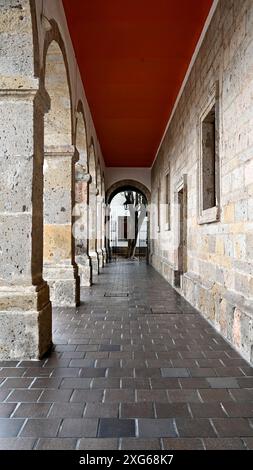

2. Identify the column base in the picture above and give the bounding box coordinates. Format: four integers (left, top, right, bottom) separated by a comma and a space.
97, 249, 104, 270
43, 264, 80, 307
102, 248, 107, 265
89, 252, 99, 278
76, 255, 92, 287
0, 282, 52, 360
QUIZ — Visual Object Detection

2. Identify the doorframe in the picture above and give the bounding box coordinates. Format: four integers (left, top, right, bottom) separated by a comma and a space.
174, 174, 187, 287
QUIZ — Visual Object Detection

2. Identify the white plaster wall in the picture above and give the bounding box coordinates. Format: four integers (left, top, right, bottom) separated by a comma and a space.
105, 167, 151, 192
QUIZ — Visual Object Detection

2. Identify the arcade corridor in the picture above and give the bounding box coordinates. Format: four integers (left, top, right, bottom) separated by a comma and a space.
1, 0, 253, 453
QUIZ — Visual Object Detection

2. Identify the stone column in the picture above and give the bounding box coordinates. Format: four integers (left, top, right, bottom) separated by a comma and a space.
105, 204, 111, 262
43, 145, 80, 307
88, 185, 99, 277
0, 84, 52, 359
101, 199, 107, 265
96, 195, 104, 269
74, 164, 92, 286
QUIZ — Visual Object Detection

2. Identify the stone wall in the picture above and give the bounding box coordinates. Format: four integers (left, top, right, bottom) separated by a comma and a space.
151, 0, 253, 364
0, 0, 105, 358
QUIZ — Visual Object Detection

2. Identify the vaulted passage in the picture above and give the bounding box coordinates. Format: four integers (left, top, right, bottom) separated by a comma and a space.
0, 261, 253, 449
0, 0, 253, 451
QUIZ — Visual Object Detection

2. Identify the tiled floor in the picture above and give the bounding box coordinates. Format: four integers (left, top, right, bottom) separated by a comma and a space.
0, 260, 253, 450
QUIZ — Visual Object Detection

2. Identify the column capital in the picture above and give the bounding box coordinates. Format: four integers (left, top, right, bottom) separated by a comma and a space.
75, 163, 91, 183
89, 185, 99, 196
97, 195, 104, 203
44, 144, 78, 159
0, 83, 50, 113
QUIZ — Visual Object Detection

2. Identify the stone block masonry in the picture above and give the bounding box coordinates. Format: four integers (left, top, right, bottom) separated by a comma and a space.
151, 0, 253, 364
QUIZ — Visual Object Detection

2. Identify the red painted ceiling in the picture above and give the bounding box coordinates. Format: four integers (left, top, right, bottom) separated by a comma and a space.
63, 0, 213, 167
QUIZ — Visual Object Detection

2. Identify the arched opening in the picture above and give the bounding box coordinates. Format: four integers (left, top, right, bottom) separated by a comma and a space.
106, 181, 151, 263
96, 163, 104, 269
101, 174, 107, 263
88, 141, 99, 277
43, 35, 79, 307
74, 105, 92, 286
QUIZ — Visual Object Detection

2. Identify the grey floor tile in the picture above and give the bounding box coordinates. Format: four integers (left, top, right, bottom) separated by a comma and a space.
60, 378, 91, 389
84, 403, 119, 418
121, 438, 161, 450
0, 403, 16, 418
35, 438, 77, 449
212, 418, 253, 437
0, 438, 36, 450
162, 438, 204, 450
38, 390, 73, 403
59, 418, 98, 437
175, 418, 216, 437
161, 368, 189, 378
98, 418, 136, 438
206, 377, 239, 388
20, 418, 61, 438
138, 418, 177, 438
121, 403, 154, 418
203, 437, 246, 450
155, 403, 190, 418
0, 419, 25, 437
48, 403, 85, 418
13, 403, 51, 418
77, 438, 118, 450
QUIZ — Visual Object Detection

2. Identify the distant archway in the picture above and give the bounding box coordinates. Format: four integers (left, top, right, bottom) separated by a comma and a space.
106, 179, 151, 205
106, 180, 151, 263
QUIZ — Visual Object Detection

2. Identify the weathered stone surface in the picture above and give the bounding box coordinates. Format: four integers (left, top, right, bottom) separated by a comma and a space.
74, 163, 92, 286
44, 225, 72, 263
150, 0, 253, 364
43, 147, 80, 307
43, 265, 80, 308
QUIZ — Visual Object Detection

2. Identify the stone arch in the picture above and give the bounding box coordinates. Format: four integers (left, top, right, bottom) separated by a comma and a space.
106, 180, 151, 263
42, 21, 73, 147
88, 139, 99, 276
96, 163, 104, 268
42, 21, 79, 307
106, 179, 151, 205
75, 101, 88, 169
73, 102, 92, 286
88, 138, 97, 186
102, 172, 106, 199
101, 173, 107, 263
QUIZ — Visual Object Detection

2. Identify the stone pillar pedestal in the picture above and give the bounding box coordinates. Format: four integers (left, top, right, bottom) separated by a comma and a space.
89, 251, 99, 277
102, 249, 107, 265
74, 165, 92, 286
44, 145, 80, 306
0, 283, 52, 359
88, 185, 99, 278
0, 83, 52, 359
43, 265, 79, 307
96, 195, 104, 269
97, 249, 104, 270
101, 200, 107, 265
75, 255, 92, 287
105, 204, 111, 262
